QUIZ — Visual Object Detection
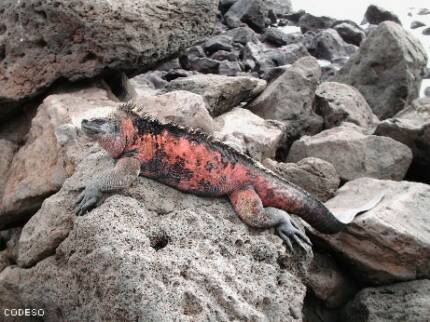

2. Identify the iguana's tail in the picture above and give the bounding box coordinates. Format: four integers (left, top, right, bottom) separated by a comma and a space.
309, 192, 384, 233
292, 189, 384, 234
256, 177, 384, 234
288, 194, 346, 234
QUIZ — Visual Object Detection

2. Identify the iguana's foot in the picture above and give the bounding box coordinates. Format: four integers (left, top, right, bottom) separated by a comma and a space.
276, 213, 312, 253
74, 185, 102, 216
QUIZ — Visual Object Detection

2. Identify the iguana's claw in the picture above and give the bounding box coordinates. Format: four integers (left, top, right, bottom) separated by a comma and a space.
74, 185, 102, 216
277, 216, 312, 253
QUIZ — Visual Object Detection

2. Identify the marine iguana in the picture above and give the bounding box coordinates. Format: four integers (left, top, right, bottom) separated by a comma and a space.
75, 103, 383, 251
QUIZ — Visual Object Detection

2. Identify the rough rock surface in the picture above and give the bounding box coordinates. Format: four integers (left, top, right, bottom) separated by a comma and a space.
9, 148, 312, 321
214, 107, 285, 161
223, 0, 268, 32
132, 91, 216, 133
180, 46, 220, 74
264, 0, 292, 16
363, 5, 402, 25
0, 139, 17, 199
314, 29, 357, 62
375, 97, 430, 166
1, 86, 119, 225
2, 1, 430, 319
298, 13, 335, 33
262, 158, 340, 202
341, 280, 430, 322
204, 35, 234, 56
315, 82, 377, 129
165, 74, 266, 116
314, 178, 430, 285
0, 0, 218, 118
248, 56, 321, 137
263, 28, 303, 47
335, 22, 428, 119
242, 41, 310, 75
307, 252, 357, 308
218, 60, 242, 76
225, 26, 259, 45
287, 123, 413, 181
129, 74, 160, 97
333, 21, 365, 46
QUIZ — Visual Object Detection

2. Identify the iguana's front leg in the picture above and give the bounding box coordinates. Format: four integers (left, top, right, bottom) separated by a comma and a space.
229, 186, 312, 252
74, 157, 140, 216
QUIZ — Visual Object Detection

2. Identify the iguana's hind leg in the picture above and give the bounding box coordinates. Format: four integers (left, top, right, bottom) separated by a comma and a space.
229, 186, 312, 252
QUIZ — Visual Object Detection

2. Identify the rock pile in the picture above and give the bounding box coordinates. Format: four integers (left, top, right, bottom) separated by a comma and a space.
0, 1, 429, 322
0, 0, 219, 119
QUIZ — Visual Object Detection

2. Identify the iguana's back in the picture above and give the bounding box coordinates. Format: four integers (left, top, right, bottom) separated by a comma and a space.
127, 115, 265, 197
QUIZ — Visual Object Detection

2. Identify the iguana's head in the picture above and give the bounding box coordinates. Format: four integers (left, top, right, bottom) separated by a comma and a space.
81, 111, 135, 158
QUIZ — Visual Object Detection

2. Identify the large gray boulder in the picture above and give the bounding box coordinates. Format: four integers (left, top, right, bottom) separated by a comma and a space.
335, 22, 428, 119
203, 35, 234, 56
225, 26, 259, 45
287, 123, 413, 181
0, 0, 218, 119
363, 5, 402, 25
341, 280, 430, 322
315, 82, 377, 129
248, 56, 322, 138
262, 28, 304, 47
333, 21, 365, 46
375, 97, 430, 167
248, 56, 320, 121
7, 147, 312, 321
314, 178, 430, 285
214, 107, 285, 160
180, 46, 220, 74
314, 29, 358, 62
165, 74, 266, 116
298, 13, 335, 33
132, 90, 216, 133
223, 0, 268, 32
262, 157, 340, 202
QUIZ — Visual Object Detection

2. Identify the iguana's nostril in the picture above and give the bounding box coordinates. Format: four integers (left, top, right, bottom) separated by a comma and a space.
82, 119, 88, 124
